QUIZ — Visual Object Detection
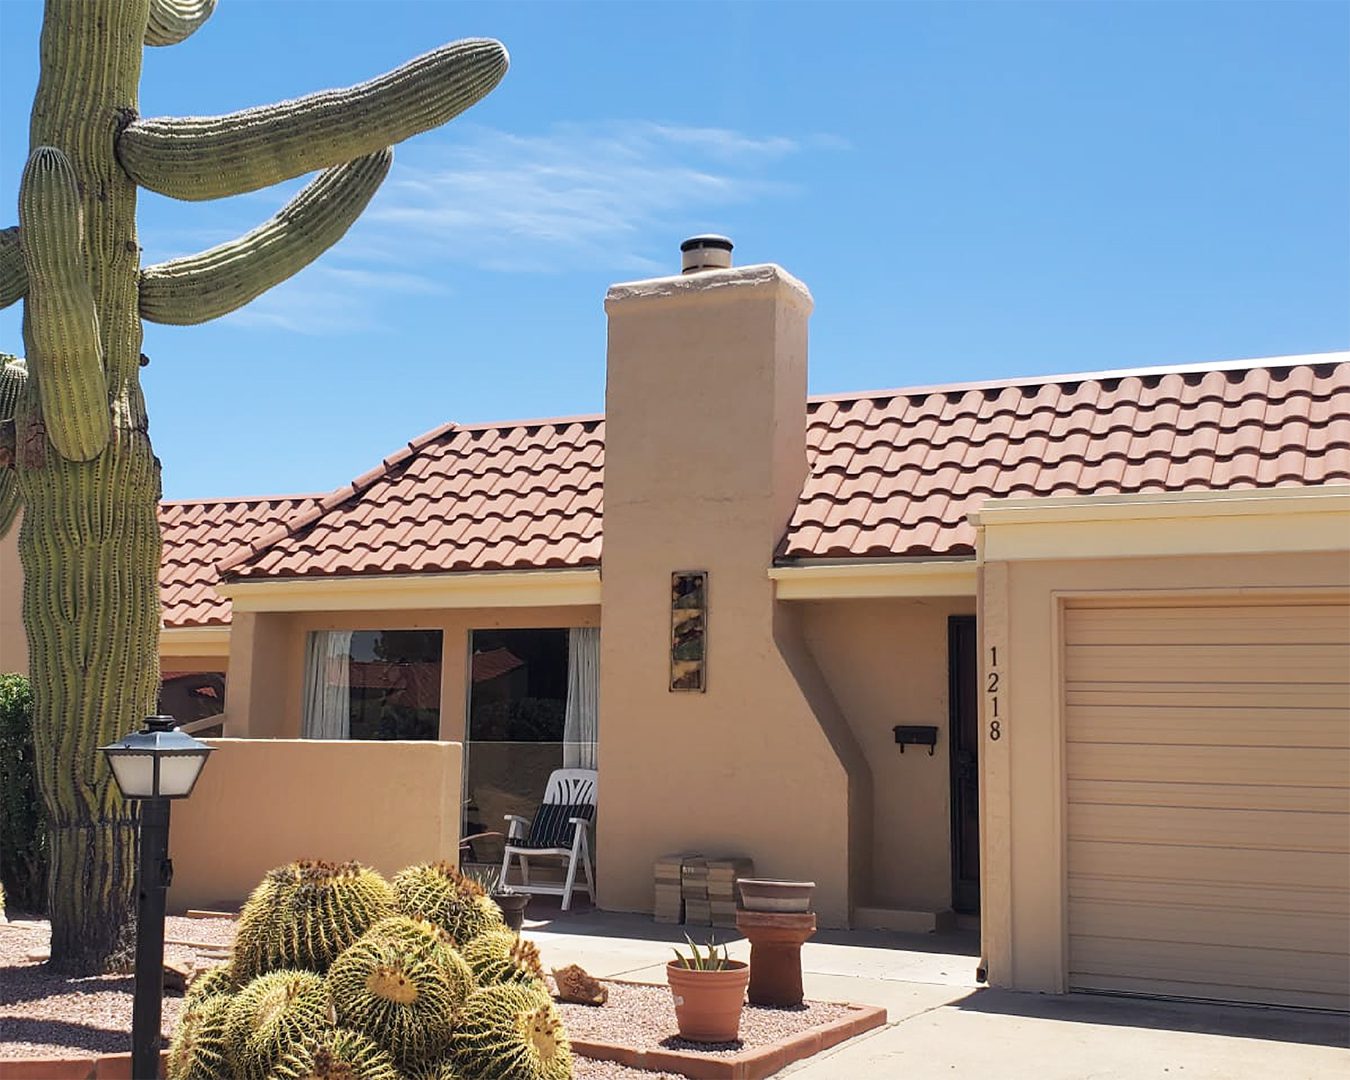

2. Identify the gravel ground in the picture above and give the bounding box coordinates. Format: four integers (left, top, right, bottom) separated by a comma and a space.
557, 980, 856, 1057
573, 1061, 682, 1079
0, 917, 235, 1060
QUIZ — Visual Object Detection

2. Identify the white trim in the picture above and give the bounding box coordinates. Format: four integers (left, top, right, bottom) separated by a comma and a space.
769, 559, 978, 599
972, 486, 1350, 562
160, 626, 231, 657
217, 569, 603, 613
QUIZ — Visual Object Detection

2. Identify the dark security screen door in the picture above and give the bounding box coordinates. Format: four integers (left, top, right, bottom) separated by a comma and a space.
949, 615, 980, 914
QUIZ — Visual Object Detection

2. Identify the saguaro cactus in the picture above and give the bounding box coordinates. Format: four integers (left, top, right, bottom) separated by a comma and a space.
0, 0, 507, 969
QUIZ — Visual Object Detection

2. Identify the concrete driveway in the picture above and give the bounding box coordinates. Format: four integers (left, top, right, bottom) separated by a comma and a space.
524, 905, 1350, 1080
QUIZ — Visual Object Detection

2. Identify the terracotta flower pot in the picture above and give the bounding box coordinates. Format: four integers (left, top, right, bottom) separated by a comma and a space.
666, 960, 750, 1043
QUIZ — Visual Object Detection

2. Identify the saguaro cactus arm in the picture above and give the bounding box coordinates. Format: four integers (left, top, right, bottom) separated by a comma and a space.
18, 148, 110, 463
117, 38, 508, 201
0, 228, 25, 310
144, 0, 216, 47
140, 149, 393, 326
0, 356, 26, 535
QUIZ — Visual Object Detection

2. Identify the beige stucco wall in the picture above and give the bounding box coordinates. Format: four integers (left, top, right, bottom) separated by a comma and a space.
161, 655, 229, 676
799, 596, 976, 911
598, 265, 869, 928
224, 604, 598, 740
168, 737, 462, 912
0, 519, 27, 676
980, 547, 1350, 994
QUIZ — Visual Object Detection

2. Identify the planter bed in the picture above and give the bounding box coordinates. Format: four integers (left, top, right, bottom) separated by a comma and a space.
558, 979, 887, 1080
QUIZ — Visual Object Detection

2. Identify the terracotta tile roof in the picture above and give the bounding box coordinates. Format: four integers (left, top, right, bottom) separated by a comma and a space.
782, 358, 1350, 559
159, 495, 321, 628
209, 355, 1348, 586
218, 416, 605, 580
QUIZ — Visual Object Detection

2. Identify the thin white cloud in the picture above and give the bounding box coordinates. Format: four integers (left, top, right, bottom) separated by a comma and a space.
140, 119, 840, 334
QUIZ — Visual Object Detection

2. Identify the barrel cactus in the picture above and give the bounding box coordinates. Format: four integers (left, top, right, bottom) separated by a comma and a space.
393, 862, 505, 946
326, 915, 474, 1068
267, 1027, 400, 1080
186, 962, 240, 1003
166, 991, 232, 1080
226, 969, 332, 1080
273, 861, 397, 974
0, 0, 507, 968
461, 927, 547, 991
403, 1061, 465, 1080
233, 863, 306, 982
447, 983, 573, 1080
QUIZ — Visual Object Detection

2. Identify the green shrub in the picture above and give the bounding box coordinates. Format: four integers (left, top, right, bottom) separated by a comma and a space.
0, 673, 46, 913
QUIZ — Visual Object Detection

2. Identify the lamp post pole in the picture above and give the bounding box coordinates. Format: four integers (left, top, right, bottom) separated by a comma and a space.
131, 796, 171, 1080
100, 715, 213, 1080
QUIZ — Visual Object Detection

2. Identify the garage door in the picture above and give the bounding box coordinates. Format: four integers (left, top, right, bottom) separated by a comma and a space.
1064, 600, 1350, 1010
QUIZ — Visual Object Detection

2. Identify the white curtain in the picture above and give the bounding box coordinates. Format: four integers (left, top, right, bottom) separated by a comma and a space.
563, 627, 599, 769
302, 630, 353, 739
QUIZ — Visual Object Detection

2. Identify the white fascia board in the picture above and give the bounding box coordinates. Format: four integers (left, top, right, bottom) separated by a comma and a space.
769, 559, 978, 599
216, 569, 603, 613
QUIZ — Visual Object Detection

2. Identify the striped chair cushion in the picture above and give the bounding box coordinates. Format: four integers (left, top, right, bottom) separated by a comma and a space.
522, 802, 594, 849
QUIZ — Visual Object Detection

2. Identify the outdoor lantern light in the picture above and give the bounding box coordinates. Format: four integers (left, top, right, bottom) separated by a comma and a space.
101, 714, 213, 799
100, 716, 213, 1080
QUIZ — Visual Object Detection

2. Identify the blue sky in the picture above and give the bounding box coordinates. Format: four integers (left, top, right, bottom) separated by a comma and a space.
1, 1, 1346, 500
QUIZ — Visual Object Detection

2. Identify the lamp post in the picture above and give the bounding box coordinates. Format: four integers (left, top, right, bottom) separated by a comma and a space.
99, 716, 213, 1080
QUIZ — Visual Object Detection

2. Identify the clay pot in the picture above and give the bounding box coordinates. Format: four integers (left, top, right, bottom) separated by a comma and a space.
493, 891, 530, 932
666, 960, 750, 1043
737, 878, 815, 913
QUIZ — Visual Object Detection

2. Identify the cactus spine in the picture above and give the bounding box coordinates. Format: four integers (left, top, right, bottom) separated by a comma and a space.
266, 1027, 400, 1080
461, 927, 547, 990
1, 1, 506, 969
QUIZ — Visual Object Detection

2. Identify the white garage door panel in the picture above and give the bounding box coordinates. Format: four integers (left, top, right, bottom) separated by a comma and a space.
1068, 743, 1349, 787
1068, 705, 1350, 748
1065, 605, 1350, 646
1069, 877, 1350, 919
1070, 899, 1350, 955
1068, 840, 1348, 892
1066, 683, 1348, 710
1069, 803, 1348, 853
1065, 643, 1348, 684
1068, 778, 1348, 813
1065, 601, 1350, 1010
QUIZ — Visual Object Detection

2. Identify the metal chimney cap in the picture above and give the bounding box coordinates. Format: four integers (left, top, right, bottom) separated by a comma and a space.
681, 234, 734, 253
680, 234, 734, 273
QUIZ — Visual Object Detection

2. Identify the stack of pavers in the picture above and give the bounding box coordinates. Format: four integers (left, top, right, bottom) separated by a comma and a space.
654, 853, 693, 924
708, 857, 754, 928
682, 857, 711, 926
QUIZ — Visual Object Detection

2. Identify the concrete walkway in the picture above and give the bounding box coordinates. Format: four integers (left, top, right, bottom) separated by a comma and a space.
523, 906, 1350, 1080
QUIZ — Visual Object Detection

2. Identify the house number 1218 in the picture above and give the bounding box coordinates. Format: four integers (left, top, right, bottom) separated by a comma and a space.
987, 645, 1002, 741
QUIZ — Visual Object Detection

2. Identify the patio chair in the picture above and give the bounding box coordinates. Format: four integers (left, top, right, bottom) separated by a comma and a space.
499, 768, 597, 911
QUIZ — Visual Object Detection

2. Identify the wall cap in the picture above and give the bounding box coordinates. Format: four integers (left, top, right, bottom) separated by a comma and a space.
770, 558, 977, 599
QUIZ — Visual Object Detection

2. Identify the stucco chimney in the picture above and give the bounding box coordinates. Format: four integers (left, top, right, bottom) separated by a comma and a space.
597, 255, 869, 928
680, 234, 733, 274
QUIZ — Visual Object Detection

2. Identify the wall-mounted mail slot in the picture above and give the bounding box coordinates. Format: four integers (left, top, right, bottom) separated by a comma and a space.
893, 725, 939, 755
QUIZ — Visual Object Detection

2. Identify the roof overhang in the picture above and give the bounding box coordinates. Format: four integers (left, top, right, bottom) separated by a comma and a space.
216, 568, 603, 614
972, 485, 1350, 562
770, 558, 978, 599
160, 626, 231, 657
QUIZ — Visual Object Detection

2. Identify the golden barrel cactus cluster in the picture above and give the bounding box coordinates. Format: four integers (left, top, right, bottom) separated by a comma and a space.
170, 860, 571, 1080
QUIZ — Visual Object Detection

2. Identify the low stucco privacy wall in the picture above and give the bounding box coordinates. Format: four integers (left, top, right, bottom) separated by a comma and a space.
167, 738, 462, 912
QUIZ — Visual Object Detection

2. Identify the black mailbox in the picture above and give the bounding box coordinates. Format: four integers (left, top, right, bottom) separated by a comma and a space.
893, 725, 939, 755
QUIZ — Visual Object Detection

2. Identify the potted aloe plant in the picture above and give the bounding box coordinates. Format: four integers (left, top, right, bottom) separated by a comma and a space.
667, 935, 750, 1043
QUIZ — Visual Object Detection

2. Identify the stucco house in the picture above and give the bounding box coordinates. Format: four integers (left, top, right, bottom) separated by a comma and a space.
1, 245, 1346, 1012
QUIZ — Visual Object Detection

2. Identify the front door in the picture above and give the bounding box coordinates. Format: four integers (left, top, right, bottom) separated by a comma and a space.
948, 616, 980, 914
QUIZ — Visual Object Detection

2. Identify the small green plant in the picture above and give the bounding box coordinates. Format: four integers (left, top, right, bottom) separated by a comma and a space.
671, 935, 734, 971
